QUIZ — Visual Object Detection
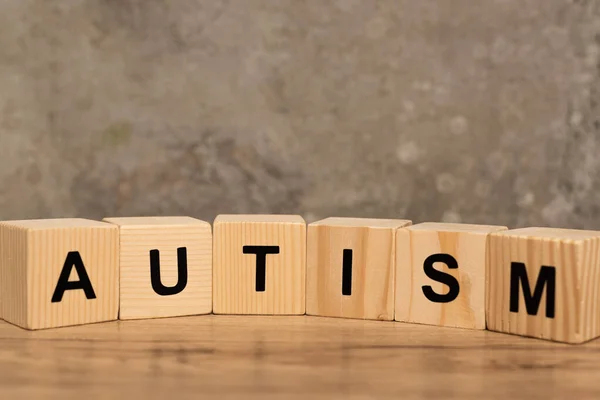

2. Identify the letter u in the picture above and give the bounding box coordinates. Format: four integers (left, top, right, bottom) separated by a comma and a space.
150, 247, 188, 296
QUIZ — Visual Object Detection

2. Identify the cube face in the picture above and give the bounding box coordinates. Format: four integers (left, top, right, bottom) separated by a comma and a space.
0, 219, 119, 330
307, 217, 412, 320
104, 217, 212, 320
487, 228, 600, 344
396, 223, 507, 329
213, 215, 306, 315
0, 223, 28, 327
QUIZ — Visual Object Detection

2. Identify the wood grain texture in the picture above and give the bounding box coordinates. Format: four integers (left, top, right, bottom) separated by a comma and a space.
0, 219, 118, 330
0, 223, 27, 326
103, 217, 212, 320
0, 316, 598, 400
487, 227, 600, 344
307, 217, 411, 320
396, 222, 507, 329
213, 215, 306, 315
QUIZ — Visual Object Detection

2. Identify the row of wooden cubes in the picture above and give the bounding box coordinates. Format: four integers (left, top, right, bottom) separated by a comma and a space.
0, 215, 597, 344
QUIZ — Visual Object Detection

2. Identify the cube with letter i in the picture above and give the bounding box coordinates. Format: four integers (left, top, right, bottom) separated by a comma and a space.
396, 222, 507, 329
0, 219, 119, 330
487, 227, 600, 344
307, 217, 412, 320
103, 216, 212, 320
212, 215, 306, 315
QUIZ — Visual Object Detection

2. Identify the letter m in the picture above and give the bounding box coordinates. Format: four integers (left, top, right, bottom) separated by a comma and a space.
509, 262, 556, 319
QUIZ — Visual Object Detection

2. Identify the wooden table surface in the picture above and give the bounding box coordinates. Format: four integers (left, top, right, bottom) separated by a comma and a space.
0, 315, 599, 399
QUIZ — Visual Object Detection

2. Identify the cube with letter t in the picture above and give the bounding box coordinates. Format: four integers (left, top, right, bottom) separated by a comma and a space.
487, 227, 600, 343
212, 215, 306, 315
0, 219, 118, 330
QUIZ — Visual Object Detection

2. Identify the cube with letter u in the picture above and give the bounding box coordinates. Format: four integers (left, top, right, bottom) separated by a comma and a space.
0, 219, 119, 330
103, 216, 212, 320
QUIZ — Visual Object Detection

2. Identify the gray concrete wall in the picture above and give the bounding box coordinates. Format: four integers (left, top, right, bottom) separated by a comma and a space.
0, 0, 598, 228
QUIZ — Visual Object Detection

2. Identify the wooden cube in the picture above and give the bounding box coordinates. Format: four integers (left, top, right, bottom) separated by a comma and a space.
396, 222, 507, 329
103, 217, 212, 320
0, 219, 119, 330
487, 227, 600, 344
306, 217, 411, 320
213, 215, 306, 315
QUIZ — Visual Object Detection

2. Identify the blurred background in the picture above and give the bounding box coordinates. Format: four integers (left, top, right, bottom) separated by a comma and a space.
0, 0, 598, 228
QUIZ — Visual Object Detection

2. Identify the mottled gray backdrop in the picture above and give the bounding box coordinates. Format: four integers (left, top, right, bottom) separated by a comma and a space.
0, 0, 598, 228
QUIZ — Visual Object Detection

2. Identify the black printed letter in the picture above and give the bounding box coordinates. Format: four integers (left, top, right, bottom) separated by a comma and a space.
243, 245, 280, 292
51, 251, 96, 303
510, 262, 556, 318
342, 249, 353, 296
150, 247, 188, 296
421, 253, 460, 303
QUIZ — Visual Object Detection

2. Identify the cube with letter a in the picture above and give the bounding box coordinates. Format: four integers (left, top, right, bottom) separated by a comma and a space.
103, 216, 212, 320
307, 217, 412, 320
0, 219, 119, 330
487, 227, 600, 344
395, 222, 507, 330
212, 215, 306, 315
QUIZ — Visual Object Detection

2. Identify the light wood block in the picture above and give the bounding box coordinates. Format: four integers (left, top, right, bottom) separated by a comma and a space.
103, 217, 212, 320
307, 217, 412, 320
213, 215, 306, 315
0, 218, 118, 330
396, 222, 507, 330
487, 227, 600, 344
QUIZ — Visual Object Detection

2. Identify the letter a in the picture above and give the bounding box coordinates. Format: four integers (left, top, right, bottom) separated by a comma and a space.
51, 251, 97, 303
